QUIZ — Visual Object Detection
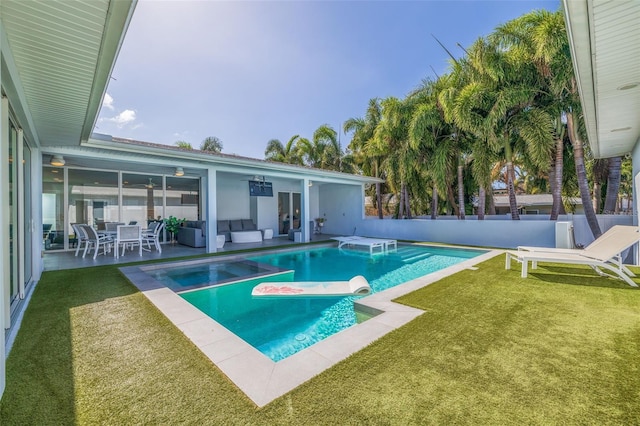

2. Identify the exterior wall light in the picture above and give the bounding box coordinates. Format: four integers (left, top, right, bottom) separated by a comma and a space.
174, 167, 185, 176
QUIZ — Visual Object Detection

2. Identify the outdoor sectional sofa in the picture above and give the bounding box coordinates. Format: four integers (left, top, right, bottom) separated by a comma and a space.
217, 219, 259, 242
177, 220, 207, 248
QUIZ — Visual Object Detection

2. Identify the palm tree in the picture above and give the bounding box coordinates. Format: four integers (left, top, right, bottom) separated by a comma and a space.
345, 98, 384, 218
566, 111, 601, 237
264, 135, 303, 165
498, 9, 601, 236
449, 36, 554, 220
297, 125, 343, 171
409, 77, 464, 218
591, 158, 608, 213
375, 97, 417, 219
603, 156, 622, 214
174, 141, 192, 150
201, 136, 223, 153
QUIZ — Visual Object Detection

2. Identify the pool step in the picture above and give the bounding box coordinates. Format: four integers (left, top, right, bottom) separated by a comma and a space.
402, 253, 433, 263
397, 248, 433, 263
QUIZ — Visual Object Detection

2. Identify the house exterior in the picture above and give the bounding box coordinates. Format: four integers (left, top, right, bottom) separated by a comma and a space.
492, 194, 585, 215
2, 0, 638, 404
0, 0, 379, 399
562, 0, 640, 222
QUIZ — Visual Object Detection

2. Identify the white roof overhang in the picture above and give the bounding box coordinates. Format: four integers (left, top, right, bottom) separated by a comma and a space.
562, 0, 640, 158
61, 135, 383, 186
0, 0, 136, 147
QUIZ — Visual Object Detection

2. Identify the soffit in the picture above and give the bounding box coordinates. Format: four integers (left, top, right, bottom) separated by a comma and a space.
1, 0, 135, 147
563, 0, 640, 159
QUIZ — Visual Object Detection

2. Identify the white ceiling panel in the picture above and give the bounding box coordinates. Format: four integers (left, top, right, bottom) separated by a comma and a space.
563, 0, 640, 158
1, 0, 135, 147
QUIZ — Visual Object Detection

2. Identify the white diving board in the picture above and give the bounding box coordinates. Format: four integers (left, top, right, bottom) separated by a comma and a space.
332, 236, 397, 255
251, 275, 371, 297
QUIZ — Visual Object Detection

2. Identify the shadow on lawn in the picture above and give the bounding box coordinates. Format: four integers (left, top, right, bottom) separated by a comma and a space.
0, 266, 138, 424
529, 265, 639, 290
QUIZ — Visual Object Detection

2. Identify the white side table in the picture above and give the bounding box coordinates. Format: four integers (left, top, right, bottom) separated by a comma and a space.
261, 228, 273, 240
216, 235, 226, 248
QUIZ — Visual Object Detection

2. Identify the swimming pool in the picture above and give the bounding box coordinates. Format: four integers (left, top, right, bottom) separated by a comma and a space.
174, 245, 483, 361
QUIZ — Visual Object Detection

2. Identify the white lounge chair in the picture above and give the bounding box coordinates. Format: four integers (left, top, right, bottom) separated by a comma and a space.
517, 225, 638, 278
332, 236, 397, 255
251, 275, 371, 297
505, 225, 640, 287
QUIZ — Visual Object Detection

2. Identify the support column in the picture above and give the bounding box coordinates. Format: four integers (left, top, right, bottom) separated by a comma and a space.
205, 168, 218, 253
632, 138, 640, 264
17, 129, 24, 298
301, 178, 310, 242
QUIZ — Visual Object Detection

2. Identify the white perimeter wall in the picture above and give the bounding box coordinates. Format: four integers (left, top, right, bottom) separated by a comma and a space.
217, 175, 634, 250
324, 211, 633, 249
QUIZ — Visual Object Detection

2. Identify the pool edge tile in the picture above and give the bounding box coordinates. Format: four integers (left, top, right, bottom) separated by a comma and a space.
121, 246, 503, 408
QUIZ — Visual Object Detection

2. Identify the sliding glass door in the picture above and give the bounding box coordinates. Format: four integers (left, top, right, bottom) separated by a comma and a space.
43, 165, 202, 250
277, 191, 301, 235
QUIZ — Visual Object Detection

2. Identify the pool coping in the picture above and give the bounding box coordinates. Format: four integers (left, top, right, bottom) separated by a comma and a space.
120, 244, 501, 407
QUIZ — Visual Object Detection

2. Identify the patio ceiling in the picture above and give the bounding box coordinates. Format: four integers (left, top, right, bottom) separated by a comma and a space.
562, 0, 640, 159
0, 0, 136, 147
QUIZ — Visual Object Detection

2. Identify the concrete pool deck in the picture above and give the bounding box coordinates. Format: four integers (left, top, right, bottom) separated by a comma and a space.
120, 244, 500, 407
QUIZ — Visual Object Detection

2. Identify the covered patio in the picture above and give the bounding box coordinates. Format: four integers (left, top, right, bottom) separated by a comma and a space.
42, 233, 337, 271
40, 136, 379, 257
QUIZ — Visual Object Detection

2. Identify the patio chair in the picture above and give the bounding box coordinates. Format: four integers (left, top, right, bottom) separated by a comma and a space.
142, 221, 164, 253
517, 225, 637, 277
105, 222, 125, 232
505, 225, 640, 287
72, 223, 88, 257
114, 225, 143, 259
80, 224, 113, 260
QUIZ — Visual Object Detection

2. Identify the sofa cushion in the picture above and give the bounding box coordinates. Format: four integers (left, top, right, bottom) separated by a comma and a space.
217, 220, 230, 232
242, 219, 256, 231
184, 220, 198, 228
230, 219, 243, 231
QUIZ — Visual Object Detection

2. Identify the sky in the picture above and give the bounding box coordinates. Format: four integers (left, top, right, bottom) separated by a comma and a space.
96, 0, 560, 159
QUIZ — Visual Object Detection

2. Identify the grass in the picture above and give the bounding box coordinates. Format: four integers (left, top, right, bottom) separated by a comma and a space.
2, 254, 640, 424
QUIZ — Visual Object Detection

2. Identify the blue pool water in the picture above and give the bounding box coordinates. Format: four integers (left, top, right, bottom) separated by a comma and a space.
176, 245, 483, 362
145, 260, 285, 292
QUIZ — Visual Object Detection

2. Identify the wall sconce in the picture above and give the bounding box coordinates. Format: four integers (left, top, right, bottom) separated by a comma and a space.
308, 180, 313, 187
50, 155, 65, 166
174, 167, 184, 177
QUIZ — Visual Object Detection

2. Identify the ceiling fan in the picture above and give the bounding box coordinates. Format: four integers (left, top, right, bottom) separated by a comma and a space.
126, 178, 158, 189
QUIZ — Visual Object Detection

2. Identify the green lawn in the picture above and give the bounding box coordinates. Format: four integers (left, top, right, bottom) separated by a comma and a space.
2, 254, 640, 424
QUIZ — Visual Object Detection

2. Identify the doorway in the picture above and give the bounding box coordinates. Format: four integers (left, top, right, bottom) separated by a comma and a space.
277, 192, 301, 235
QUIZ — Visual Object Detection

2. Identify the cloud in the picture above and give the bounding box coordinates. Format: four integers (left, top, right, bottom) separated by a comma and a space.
107, 109, 137, 128
102, 93, 114, 110
172, 131, 190, 141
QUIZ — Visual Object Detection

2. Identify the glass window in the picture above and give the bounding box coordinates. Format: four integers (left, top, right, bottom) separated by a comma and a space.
67, 169, 119, 235
122, 173, 164, 226
166, 176, 200, 220
23, 141, 32, 284
9, 124, 17, 301
42, 166, 66, 251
